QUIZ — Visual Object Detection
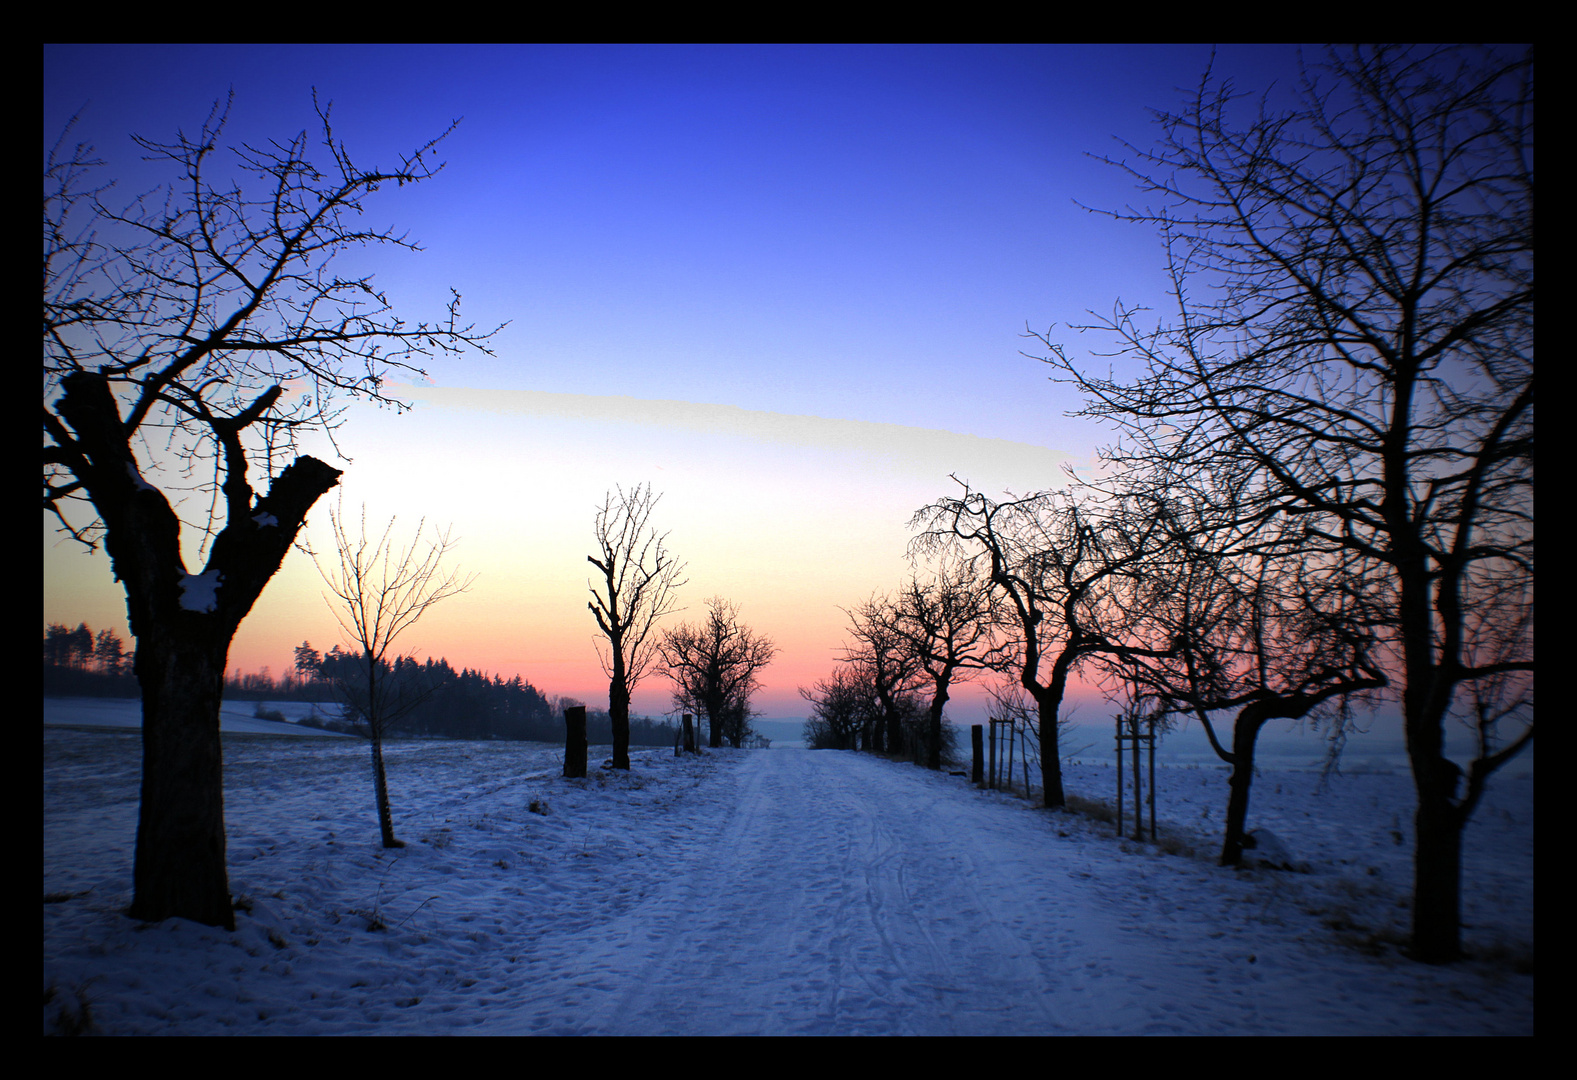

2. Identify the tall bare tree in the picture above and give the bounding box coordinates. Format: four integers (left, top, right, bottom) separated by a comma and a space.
892, 563, 1008, 770
588, 484, 687, 769
314, 501, 474, 848
43, 95, 495, 927
1039, 46, 1532, 961
912, 481, 1174, 807
839, 592, 926, 754
660, 598, 776, 748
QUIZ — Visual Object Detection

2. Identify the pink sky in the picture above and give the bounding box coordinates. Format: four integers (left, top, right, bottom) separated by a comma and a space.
43, 45, 1311, 723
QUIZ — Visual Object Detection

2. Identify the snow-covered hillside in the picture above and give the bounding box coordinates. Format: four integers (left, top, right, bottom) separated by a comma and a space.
43, 724, 1532, 1035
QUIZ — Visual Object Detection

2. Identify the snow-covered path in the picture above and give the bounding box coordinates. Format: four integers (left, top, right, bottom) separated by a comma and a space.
43, 727, 1532, 1035
542, 749, 1082, 1035
471, 751, 1523, 1036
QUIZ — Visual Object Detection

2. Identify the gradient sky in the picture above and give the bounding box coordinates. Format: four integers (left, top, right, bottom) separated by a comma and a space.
43, 44, 1313, 722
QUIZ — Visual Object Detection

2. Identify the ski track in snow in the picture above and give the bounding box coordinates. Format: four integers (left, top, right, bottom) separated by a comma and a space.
43, 723, 1533, 1035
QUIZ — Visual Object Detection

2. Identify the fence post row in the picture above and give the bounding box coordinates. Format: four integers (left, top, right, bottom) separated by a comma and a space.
1113, 713, 1158, 841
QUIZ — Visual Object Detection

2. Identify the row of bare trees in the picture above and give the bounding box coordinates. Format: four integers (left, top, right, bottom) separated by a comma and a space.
587, 483, 777, 760
803, 566, 1003, 767
806, 45, 1533, 974
897, 45, 1534, 967
1043, 44, 1534, 965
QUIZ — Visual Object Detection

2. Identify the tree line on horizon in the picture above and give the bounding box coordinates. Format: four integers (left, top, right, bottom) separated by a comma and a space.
43, 622, 677, 747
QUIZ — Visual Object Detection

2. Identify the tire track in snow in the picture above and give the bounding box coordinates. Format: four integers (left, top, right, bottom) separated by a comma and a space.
565, 750, 1095, 1034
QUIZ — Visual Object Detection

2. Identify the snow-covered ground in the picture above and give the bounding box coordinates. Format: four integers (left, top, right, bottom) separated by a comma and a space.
44, 696, 350, 737
43, 711, 1532, 1035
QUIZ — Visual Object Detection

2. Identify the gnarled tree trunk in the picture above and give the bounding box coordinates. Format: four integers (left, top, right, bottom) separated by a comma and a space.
57, 373, 342, 929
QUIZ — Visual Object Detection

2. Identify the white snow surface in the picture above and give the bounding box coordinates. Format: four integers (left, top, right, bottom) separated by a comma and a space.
43, 725, 1532, 1035
44, 697, 351, 737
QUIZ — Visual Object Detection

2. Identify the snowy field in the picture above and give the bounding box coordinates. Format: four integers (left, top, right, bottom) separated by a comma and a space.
44, 708, 1532, 1035
44, 696, 351, 737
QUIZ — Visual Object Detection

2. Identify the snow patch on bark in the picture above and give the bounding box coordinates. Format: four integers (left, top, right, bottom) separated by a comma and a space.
125, 462, 156, 492
178, 570, 224, 612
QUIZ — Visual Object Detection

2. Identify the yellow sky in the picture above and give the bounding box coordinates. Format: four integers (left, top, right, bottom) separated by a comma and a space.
43, 387, 1090, 719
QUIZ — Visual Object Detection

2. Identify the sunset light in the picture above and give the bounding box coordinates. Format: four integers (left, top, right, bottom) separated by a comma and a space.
44, 44, 1292, 721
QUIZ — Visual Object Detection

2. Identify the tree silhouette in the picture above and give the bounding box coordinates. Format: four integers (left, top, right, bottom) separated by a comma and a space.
1040, 46, 1532, 961
587, 484, 687, 769
838, 592, 926, 755
43, 94, 496, 927
660, 598, 775, 749
912, 482, 1174, 807
891, 564, 1007, 770
313, 501, 474, 848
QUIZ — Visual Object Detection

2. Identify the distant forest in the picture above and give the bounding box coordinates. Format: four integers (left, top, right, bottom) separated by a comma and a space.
43, 622, 678, 746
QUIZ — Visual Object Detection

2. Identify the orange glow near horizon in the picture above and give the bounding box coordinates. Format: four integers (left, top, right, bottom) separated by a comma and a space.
43, 388, 1100, 723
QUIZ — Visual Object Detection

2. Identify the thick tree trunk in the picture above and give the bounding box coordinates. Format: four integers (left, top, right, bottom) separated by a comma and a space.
1395, 493, 1468, 963
56, 373, 342, 930
1408, 737, 1467, 963
1036, 693, 1065, 808
1219, 716, 1264, 867
926, 676, 950, 771
127, 631, 235, 929
885, 705, 904, 757
609, 673, 631, 770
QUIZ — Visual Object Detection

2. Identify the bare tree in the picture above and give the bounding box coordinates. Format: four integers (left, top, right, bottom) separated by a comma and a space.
1104, 493, 1388, 864
42, 95, 496, 927
799, 665, 883, 751
660, 598, 776, 749
892, 563, 1008, 770
1039, 46, 1532, 961
588, 484, 687, 769
912, 481, 1173, 807
314, 501, 474, 848
839, 592, 927, 754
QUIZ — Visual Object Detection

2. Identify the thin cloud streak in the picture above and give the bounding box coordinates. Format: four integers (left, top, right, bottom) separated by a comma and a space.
398, 384, 1091, 495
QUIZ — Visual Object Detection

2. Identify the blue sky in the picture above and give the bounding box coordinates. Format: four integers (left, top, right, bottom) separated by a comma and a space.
44, 44, 1326, 722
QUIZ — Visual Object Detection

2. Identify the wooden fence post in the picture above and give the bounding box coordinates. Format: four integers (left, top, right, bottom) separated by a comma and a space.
1131, 716, 1144, 841
1115, 714, 1123, 839
1148, 713, 1157, 842
1004, 720, 1016, 794
971, 724, 984, 784
564, 705, 587, 778
987, 719, 998, 789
